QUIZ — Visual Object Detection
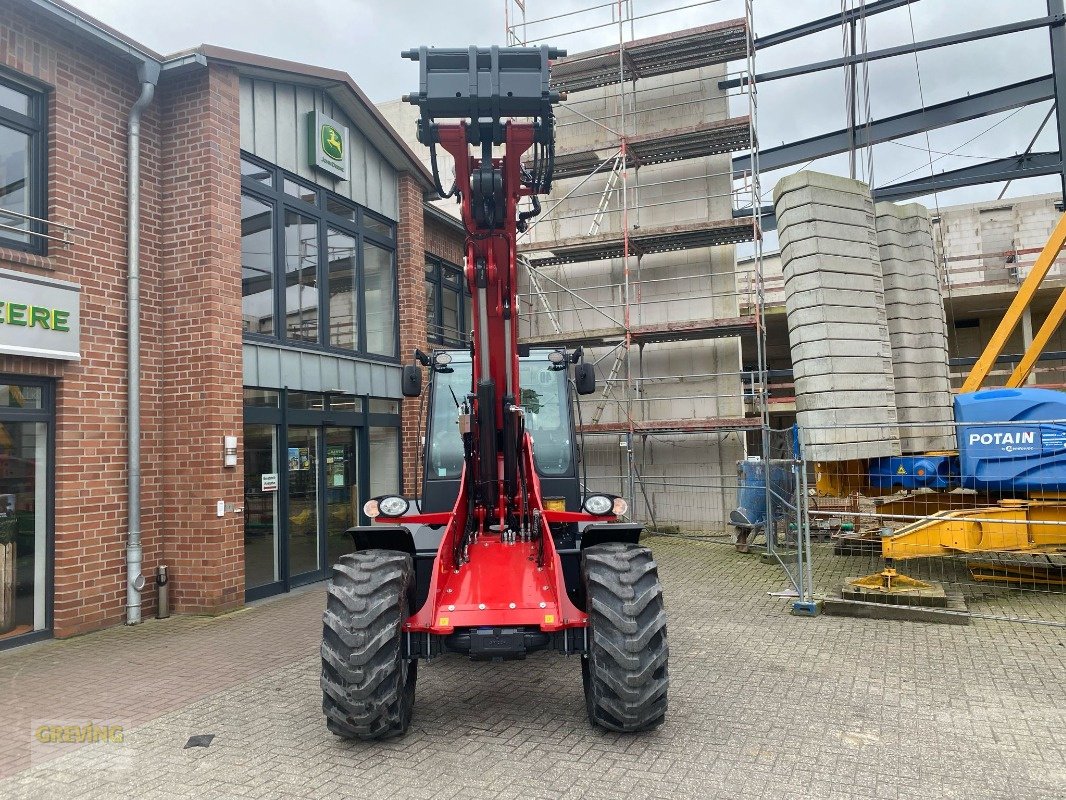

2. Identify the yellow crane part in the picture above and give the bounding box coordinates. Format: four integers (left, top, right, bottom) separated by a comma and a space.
881, 499, 1066, 560
1007, 280, 1066, 387
961, 210, 1066, 393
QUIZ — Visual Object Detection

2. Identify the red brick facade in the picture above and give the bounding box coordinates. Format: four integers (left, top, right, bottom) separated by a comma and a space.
426, 216, 464, 266
158, 66, 244, 614
397, 174, 427, 495
0, 1, 462, 641
0, 3, 166, 636
397, 187, 468, 496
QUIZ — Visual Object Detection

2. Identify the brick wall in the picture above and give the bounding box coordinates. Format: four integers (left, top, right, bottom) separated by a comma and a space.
396, 174, 427, 495
0, 2, 166, 636
426, 215, 464, 265
395, 189, 466, 496
158, 64, 244, 614
0, 3, 247, 636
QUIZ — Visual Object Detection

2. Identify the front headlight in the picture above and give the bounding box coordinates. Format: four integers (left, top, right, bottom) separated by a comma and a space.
377, 495, 410, 517
583, 494, 613, 516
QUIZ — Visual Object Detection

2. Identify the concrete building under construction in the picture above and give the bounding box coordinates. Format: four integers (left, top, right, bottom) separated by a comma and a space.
382, 6, 761, 533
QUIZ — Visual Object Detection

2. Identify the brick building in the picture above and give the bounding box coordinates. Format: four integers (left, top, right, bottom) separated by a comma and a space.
0, 0, 462, 648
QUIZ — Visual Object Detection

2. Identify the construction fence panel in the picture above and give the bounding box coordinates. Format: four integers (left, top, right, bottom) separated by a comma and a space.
796, 419, 1066, 626
581, 429, 753, 537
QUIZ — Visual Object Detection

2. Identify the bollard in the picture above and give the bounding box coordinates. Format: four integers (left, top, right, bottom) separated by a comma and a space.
156, 564, 169, 619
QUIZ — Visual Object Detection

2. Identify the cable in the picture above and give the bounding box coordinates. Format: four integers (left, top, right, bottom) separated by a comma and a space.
998, 103, 1056, 200
904, 1, 957, 361
428, 140, 456, 200
877, 106, 1025, 187
887, 140, 1000, 160
859, 0, 874, 186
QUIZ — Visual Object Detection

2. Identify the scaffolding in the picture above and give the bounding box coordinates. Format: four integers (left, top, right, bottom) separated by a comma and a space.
506, 0, 767, 534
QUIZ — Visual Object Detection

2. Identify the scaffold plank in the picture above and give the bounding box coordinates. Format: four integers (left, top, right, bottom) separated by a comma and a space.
543, 117, 752, 181
628, 117, 751, 167
548, 150, 606, 181
521, 316, 757, 348
550, 19, 750, 93
579, 416, 760, 434
521, 218, 757, 266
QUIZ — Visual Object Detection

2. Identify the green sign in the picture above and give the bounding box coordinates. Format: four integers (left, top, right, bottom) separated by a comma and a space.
0, 269, 80, 361
306, 111, 350, 181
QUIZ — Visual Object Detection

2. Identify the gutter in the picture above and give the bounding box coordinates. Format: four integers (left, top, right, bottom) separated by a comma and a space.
126, 59, 161, 625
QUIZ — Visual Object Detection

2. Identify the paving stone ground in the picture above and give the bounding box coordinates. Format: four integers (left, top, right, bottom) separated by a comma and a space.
1, 535, 1064, 800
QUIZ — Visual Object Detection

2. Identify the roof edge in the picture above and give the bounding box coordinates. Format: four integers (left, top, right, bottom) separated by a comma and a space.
23, 0, 164, 63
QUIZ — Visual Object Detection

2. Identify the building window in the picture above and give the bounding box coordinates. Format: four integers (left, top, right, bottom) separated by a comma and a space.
239, 152, 398, 360
283, 210, 319, 343
425, 255, 470, 346
0, 77, 46, 253
242, 387, 401, 602
241, 194, 275, 335
327, 228, 358, 349
365, 242, 397, 357
369, 426, 401, 498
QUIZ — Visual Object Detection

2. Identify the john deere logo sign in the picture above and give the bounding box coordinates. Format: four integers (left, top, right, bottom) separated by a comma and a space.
0, 268, 80, 361
307, 111, 349, 180
321, 124, 343, 160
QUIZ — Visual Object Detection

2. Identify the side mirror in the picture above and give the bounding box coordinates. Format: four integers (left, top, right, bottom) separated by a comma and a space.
402, 364, 423, 398
575, 363, 596, 395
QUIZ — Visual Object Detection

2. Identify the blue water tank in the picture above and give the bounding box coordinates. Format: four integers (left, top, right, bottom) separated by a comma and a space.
730, 458, 793, 529
955, 388, 1066, 492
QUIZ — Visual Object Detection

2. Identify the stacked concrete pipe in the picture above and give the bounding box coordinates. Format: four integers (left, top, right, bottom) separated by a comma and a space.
874, 202, 956, 454
774, 171, 901, 462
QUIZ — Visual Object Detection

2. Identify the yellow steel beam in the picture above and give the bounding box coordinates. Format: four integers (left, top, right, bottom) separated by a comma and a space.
875, 492, 995, 518
961, 211, 1066, 393
1006, 282, 1066, 387
881, 499, 1066, 560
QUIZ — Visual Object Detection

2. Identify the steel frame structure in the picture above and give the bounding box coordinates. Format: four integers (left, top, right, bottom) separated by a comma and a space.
734, 0, 1066, 230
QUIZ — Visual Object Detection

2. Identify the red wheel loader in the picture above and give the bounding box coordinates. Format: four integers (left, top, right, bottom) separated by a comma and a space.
320, 45, 668, 739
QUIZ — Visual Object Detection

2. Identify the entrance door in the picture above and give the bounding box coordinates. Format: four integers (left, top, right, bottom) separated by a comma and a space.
286, 425, 320, 579
243, 424, 280, 595
243, 388, 397, 599
325, 427, 359, 568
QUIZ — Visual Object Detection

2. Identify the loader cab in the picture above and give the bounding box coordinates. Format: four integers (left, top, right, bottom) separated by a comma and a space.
421, 348, 581, 514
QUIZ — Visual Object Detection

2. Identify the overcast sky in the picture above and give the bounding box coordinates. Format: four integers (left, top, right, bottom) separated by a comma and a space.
65, 0, 1062, 209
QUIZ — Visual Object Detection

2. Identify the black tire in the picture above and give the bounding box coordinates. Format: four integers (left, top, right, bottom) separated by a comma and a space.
320, 550, 417, 740
581, 542, 669, 732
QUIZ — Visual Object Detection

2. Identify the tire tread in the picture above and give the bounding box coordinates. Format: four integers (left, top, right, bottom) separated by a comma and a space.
320, 550, 416, 740
582, 542, 669, 732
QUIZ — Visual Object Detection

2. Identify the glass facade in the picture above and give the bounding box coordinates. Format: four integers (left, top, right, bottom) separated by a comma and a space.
243, 389, 401, 600
239, 153, 398, 360
364, 242, 397, 357
0, 380, 51, 646
283, 210, 319, 343
243, 423, 278, 591
326, 228, 358, 349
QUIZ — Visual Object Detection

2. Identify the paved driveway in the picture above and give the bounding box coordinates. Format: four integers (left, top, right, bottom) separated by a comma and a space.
1, 535, 1064, 799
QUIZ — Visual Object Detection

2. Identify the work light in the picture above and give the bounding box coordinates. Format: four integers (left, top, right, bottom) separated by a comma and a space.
583, 494, 613, 515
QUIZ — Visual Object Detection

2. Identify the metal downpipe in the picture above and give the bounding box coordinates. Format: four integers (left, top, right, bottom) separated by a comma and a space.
126, 61, 160, 625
